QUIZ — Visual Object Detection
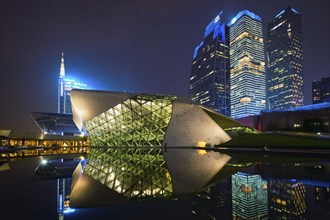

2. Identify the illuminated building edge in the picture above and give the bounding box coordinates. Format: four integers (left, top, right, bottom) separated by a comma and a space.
69, 89, 250, 147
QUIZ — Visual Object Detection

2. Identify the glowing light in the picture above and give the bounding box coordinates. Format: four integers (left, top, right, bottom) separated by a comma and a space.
275, 9, 285, 18
240, 97, 252, 103
228, 10, 261, 27
214, 15, 220, 23
197, 141, 207, 147
41, 159, 48, 165
79, 156, 85, 160
63, 208, 75, 214
270, 20, 286, 31
231, 17, 237, 25
197, 141, 207, 155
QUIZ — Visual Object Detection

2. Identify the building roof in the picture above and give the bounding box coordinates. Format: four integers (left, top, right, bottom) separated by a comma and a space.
31, 112, 81, 135
0, 130, 85, 141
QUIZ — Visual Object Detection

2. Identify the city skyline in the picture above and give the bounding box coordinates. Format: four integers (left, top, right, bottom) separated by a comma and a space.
0, 1, 329, 131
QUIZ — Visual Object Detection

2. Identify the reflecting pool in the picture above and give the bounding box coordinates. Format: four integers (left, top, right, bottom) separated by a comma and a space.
0, 149, 329, 219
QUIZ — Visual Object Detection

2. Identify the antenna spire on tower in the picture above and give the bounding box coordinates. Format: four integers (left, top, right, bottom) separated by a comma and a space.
60, 52, 65, 78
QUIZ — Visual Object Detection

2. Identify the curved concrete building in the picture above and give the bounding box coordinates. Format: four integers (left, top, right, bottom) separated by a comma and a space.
70, 89, 244, 147
69, 89, 247, 207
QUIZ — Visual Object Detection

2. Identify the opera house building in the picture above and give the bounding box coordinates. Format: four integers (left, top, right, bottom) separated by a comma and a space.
69, 89, 250, 207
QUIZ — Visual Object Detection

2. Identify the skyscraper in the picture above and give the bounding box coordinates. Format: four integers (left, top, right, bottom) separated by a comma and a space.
268, 179, 306, 219
267, 6, 304, 110
312, 77, 330, 104
232, 172, 268, 219
57, 52, 89, 114
58, 52, 66, 113
228, 10, 266, 119
189, 12, 230, 116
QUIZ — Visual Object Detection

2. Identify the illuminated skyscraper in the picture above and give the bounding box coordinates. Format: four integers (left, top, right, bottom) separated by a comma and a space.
268, 179, 306, 219
189, 12, 230, 116
267, 6, 304, 110
228, 10, 266, 119
232, 172, 268, 219
312, 77, 330, 104
57, 52, 89, 114
58, 52, 66, 113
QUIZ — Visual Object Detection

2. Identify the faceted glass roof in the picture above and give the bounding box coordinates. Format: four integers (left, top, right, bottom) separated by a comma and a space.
84, 95, 177, 147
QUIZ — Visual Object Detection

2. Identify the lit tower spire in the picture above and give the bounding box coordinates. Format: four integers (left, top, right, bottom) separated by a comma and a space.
60, 52, 65, 78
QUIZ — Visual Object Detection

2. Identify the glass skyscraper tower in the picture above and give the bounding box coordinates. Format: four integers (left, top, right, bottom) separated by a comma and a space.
189, 12, 230, 116
228, 10, 266, 119
267, 6, 303, 110
58, 52, 89, 114
232, 172, 268, 219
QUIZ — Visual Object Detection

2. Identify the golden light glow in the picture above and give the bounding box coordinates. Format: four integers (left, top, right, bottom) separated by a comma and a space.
197, 141, 207, 155
240, 97, 251, 103
241, 185, 253, 192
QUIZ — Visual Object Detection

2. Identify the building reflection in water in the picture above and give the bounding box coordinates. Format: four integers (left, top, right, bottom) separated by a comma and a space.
57, 178, 75, 220
69, 147, 231, 207
232, 172, 268, 219
191, 176, 232, 220
268, 179, 306, 219
191, 169, 330, 219
54, 149, 330, 219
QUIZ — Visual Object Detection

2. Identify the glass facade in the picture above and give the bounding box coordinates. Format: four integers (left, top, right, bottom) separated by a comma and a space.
268, 180, 306, 219
84, 147, 173, 199
228, 10, 266, 119
31, 112, 81, 135
267, 6, 304, 110
312, 77, 330, 104
84, 95, 177, 147
232, 172, 268, 219
189, 12, 230, 117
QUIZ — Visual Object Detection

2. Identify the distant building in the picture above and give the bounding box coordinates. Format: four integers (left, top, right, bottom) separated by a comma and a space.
189, 12, 230, 116
31, 112, 82, 135
0, 129, 88, 147
312, 77, 330, 104
58, 52, 89, 114
236, 102, 330, 133
267, 6, 304, 110
228, 10, 266, 119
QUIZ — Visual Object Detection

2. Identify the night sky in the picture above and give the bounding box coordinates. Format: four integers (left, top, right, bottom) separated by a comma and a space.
0, 0, 329, 132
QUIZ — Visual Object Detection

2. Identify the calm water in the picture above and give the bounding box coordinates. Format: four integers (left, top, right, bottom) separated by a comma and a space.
0, 150, 330, 220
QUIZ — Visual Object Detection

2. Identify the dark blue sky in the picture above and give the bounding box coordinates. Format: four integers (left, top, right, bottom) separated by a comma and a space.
0, 0, 329, 132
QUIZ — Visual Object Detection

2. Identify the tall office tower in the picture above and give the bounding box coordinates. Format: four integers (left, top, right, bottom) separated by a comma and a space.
189, 12, 230, 116
58, 52, 66, 113
228, 10, 266, 119
232, 172, 268, 219
267, 6, 304, 110
312, 77, 330, 104
57, 52, 89, 114
268, 179, 306, 219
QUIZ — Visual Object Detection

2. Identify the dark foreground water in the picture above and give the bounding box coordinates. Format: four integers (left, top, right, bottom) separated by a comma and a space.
0, 151, 330, 220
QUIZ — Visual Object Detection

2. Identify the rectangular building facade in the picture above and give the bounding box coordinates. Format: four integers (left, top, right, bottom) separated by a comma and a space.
228, 10, 266, 119
189, 12, 230, 116
267, 6, 304, 110
313, 77, 330, 104
232, 172, 268, 219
